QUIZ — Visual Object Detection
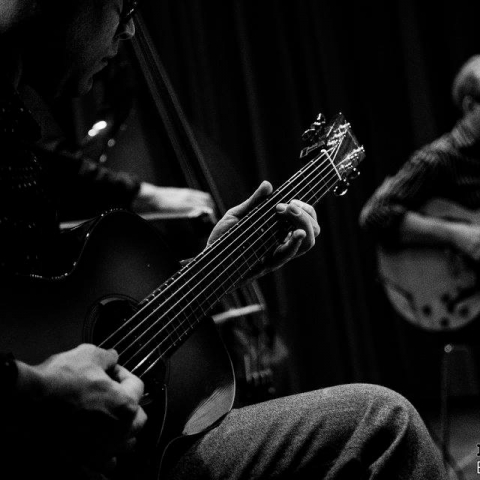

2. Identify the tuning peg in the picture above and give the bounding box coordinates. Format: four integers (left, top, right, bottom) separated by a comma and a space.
301, 127, 316, 143
333, 179, 349, 196
312, 113, 326, 129
348, 167, 360, 180
301, 113, 326, 143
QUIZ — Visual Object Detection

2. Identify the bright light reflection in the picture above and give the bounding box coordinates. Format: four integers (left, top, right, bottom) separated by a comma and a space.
87, 120, 108, 137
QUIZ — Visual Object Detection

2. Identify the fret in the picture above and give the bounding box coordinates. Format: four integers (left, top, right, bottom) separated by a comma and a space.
179, 294, 197, 326
173, 308, 190, 338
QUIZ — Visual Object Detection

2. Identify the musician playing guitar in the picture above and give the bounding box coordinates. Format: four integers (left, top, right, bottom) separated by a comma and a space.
360, 55, 480, 333
0, 1, 447, 479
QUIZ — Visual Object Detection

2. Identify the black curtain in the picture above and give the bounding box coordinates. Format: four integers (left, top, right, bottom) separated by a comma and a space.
96, 0, 480, 404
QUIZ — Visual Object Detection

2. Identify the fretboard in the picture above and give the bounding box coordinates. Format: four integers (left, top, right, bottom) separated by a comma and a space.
101, 116, 364, 378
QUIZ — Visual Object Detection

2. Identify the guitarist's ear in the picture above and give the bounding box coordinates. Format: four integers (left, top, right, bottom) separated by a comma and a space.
462, 94, 479, 114
462, 94, 480, 135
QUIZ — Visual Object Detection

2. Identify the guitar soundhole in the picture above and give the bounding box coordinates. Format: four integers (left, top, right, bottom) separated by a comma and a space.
84, 295, 167, 401
84, 294, 139, 345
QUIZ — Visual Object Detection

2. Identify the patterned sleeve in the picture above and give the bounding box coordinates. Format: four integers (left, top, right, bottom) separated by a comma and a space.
359, 147, 447, 245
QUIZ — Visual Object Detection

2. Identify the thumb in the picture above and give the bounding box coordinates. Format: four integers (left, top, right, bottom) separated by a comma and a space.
93, 347, 119, 371
228, 181, 273, 219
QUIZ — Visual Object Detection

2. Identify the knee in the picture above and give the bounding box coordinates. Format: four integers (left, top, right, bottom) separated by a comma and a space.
364, 384, 414, 411
339, 383, 414, 413
357, 384, 426, 441
311, 383, 422, 440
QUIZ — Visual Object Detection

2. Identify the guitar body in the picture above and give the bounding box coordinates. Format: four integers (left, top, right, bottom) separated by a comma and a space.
0, 210, 235, 479
378, 198, 480, 331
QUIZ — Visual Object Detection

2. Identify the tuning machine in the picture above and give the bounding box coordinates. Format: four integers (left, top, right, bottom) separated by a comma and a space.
334, 166, 362, 196
301, 113, 326, 144
347, 167, 360, 180
333, 179, 349, 196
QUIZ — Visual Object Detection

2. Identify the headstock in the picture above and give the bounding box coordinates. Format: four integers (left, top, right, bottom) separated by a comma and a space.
299, 112, 365, 196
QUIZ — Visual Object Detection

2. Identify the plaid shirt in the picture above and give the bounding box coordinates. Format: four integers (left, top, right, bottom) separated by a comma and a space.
359, 119, 480, 244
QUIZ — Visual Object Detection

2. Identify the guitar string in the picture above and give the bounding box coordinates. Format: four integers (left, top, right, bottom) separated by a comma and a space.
128, 165, 342, 376
98, 142, 339, 351
101, 138, 350, 370
132, 167, 342, 377
138, 137, 346, 359
101, 141, 340, 351
112, 139, 345, 371
123, 159, 343, 374
117, 26, 358, 370
102, 142, 346, 372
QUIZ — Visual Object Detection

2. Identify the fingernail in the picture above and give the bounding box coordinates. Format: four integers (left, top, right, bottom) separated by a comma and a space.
277, 203, 287, 212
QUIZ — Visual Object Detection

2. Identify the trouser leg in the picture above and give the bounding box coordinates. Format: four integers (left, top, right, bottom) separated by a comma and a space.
165, 383, 447, 479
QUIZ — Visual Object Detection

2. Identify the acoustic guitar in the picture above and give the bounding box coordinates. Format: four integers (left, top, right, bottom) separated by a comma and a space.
377, 198, 480, 332
0, 113, 364, 479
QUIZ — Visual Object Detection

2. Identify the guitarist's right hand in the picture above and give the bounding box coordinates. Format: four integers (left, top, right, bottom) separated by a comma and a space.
13, 344, 147, 475
449, 223, 480, 261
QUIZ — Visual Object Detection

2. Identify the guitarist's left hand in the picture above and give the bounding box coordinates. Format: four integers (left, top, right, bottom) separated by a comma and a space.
207, 181, 320, 279
132, 182, 215, 216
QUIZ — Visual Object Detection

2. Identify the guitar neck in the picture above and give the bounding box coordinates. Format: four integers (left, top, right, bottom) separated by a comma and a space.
100, 114, 365, 378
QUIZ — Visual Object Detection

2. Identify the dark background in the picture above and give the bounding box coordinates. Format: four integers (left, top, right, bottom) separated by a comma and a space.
59, 0, 480, 406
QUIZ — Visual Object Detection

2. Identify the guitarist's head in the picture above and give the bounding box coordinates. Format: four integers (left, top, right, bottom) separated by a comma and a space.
18, 0, 138, 100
